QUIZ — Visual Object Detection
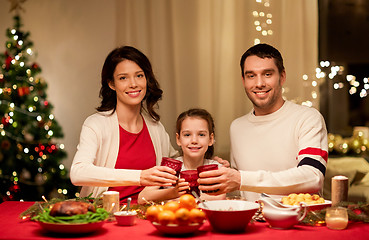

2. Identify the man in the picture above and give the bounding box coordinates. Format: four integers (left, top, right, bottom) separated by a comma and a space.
198, 43, 328, 201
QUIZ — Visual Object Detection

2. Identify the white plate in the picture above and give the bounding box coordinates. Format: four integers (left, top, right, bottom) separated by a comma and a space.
37, 220, 106, 234
281, 200, 332, 211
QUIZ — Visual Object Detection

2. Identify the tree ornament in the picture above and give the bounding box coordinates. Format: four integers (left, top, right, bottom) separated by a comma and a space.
35, 173, 45, 185
1, 140, 11, 150
20, 168, 31, 180
17, 86, 30, 96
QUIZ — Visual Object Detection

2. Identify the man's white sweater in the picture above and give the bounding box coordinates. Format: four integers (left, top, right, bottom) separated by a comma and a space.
230, 101, 328, 201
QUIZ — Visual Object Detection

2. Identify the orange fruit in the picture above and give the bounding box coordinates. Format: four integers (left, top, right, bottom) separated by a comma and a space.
146, 205, 163, 222
189, 208, 206, 223
175, 207, 190, 225
157, 210, 176, 225
179, 194, 197, 210
163, 200, 180, 212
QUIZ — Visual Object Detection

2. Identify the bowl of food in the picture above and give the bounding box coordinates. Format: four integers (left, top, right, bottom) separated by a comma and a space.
114, 211, 137, 226
198, 200, 259, 233
281, 193, 332, 211
145, 195, 207, 235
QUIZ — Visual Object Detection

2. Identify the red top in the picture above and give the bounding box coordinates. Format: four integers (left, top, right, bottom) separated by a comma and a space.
109, 119, 156, 204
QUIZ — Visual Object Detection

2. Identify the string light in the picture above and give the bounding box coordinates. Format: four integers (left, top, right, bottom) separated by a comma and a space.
252, 0, 272, 45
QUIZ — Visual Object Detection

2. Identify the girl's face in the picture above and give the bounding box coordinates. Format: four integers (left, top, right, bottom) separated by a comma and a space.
176, 117, 214, 160
108, 60, 147, 109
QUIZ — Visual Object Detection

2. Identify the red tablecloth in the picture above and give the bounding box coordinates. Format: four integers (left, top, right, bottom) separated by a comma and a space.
0, 201, 368, 240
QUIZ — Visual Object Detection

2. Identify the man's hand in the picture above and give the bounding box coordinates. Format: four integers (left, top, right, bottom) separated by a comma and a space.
197, 167, 241, 194
212, 156, 230, 167
140, 166, 178, 186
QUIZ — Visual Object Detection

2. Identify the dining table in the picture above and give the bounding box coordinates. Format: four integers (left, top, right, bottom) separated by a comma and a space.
1, 201, 368, 240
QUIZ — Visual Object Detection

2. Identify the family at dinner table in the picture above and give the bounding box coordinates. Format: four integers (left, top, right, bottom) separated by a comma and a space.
70, 43, 328, 204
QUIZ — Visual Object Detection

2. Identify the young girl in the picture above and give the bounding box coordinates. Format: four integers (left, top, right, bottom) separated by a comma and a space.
138, 108, 226, 203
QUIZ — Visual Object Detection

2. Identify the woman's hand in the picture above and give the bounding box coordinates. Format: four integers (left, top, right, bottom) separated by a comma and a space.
140, 166, 178, 186
212, 156, 230, 167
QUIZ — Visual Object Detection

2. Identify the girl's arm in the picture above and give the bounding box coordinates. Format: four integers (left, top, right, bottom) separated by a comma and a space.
137, 179, 189, 204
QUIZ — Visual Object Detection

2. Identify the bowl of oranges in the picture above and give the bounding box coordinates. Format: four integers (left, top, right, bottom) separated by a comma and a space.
145, 194, 206, 235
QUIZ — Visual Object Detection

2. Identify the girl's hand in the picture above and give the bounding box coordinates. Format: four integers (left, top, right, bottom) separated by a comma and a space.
177, 178, 190, 195
213, 156, 230, 167
140, 166, 178, 186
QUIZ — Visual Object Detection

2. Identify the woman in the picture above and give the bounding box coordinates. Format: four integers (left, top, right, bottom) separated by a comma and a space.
70, 46, 179, 203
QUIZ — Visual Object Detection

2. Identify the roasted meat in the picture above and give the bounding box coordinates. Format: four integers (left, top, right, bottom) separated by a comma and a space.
49, 201, 96, 216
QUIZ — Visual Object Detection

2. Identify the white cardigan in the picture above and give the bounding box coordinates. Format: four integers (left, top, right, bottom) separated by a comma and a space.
70, 110, 178, 198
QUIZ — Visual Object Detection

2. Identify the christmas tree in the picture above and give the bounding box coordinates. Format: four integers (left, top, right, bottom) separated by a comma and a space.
0, 14, 77, 202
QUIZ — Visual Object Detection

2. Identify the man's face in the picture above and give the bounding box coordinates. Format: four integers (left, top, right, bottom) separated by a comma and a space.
242, 55, 286, 116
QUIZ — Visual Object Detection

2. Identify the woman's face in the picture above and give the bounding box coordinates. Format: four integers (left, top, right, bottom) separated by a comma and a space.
109, 60, 147, 109
176, 117, 214, 160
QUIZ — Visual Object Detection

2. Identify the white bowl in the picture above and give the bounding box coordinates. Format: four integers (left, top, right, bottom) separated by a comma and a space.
114, 211, 137, 226
198, 200, 259, 232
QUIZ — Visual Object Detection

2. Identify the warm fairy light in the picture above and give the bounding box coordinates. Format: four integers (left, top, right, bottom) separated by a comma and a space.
49, 114, 54, 120
20, 62, 24, 67
254, 20, 260, 25
59, 144, 65, 149
349, 87, 357, 95
15, 55, 20, 60
24, 148, 29, 153
11, 29, 16, 34
63, 189, 68, 194
312, 91, 318, 99
36, 115, 42, 121
302, 101, 313, 107
254, 38, 261, 44
13, 35, 18, 40
303, 74, 308, 80
33, 96, 38, 102
360, 89, 367, 98
27, 48, 32, 55
59, 164, 65, 170
48, 130, 53, 136
18, 40, 23, 45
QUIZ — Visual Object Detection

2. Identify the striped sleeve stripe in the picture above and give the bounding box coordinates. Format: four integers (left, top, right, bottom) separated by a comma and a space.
297, 157, 326, 176
298, 147, 328, 162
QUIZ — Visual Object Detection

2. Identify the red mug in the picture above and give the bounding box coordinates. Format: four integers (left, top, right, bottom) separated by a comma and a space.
180, 170, 200, 196
160, 157, 183, 177
197, 164, 219, 193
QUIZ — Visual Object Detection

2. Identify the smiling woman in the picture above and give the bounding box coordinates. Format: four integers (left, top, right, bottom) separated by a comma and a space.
70, 46, 179, 203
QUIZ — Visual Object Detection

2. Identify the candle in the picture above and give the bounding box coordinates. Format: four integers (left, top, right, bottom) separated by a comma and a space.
325, 207, 348, 230
103, 191, 119, 214
331, 175, 348, 206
